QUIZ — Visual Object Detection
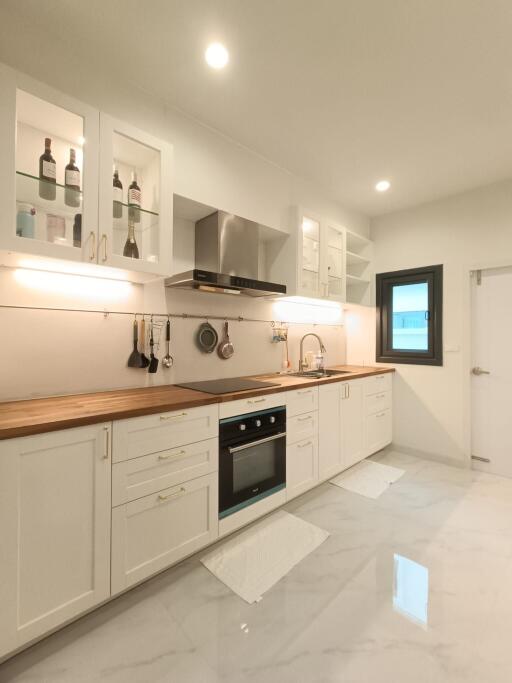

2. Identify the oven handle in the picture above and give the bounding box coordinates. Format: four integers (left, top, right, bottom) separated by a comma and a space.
228, 431, 286, 454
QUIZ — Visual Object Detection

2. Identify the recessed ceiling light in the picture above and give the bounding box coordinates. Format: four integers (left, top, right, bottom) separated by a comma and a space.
375, 180, 391, 192
205, 43, 229, 69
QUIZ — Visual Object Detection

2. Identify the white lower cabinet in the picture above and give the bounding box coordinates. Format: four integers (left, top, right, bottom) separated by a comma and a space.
111, 472, 218, 594
286, 436, 319, 500
318, 383, 343, 481
0, 424, 111, 659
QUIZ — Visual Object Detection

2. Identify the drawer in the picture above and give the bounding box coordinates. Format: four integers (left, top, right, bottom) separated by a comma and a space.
111, 472, 218, 594
365, 390, 391, 416
287, 411, 318, 445
112, 437, 218, 506
219, 392, 286, 420
112, 404, 218, 463
366, 409, 392, 455
364, 373, 392, 396
286, 386, 319, 417
286, 436, 319, 501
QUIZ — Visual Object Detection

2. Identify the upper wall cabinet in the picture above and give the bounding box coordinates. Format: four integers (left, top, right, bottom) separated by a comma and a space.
297, 210, 346, 302
267, 207, 374, 305
0, 65, 173, 278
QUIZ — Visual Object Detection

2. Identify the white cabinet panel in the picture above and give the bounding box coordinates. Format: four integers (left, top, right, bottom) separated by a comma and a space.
111, 473, 218, 594
219, 392, 286, 419
113, 404, 218, 463
286, 386, 318, 417
0, 424, 111, 657
366, 409, 392, 455
112, 437, 218, 506
341, 379, 365, 469
286, 437, 319, 500
364, 372, 392, 396
288, 411, 318, 445
318, 383, 344, 481
365, 390, 391, 416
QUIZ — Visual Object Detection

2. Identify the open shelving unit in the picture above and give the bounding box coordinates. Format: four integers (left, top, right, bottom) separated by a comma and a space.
345, 229, 373, 306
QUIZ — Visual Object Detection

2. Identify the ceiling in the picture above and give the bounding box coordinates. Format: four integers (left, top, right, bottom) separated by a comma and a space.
2, 0, 512, 216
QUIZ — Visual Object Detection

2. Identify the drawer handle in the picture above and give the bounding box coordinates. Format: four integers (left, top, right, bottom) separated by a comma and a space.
248, 398, 266, 404
160, 412, 188, 421
158, 487, 186, 501
297, 440, 313, 448
297, 389, 312, 395
297, 415, 313, 422
376, 393, 386, 399
376, 412, 387, 418
158, 449, 186, 460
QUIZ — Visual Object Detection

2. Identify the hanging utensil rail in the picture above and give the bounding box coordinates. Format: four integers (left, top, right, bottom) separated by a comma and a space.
0, 304, 342, 326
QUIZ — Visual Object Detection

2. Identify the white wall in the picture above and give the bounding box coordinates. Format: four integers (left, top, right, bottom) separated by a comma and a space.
0, 28, 369, 402
370, 179, 512, 465
0, 266, 345, 401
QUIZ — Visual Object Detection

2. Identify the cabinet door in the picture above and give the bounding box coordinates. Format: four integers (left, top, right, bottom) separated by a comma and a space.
341, 379, 365, 468
366, 409, 392, 455
299, 213, 322, 298
0, 424, 111, 658
111, 472, 218, 594
324, 222, 346, 302
318, 383, 343, 481
0, 64, 100, 265
98, 114, 173, 276
286, 437, 319, 500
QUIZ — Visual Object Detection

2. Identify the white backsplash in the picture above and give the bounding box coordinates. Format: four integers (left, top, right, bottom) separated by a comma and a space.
1, 267, 347, 402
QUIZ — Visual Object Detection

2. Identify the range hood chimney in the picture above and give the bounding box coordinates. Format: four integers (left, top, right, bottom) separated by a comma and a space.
165, 211, 286, 297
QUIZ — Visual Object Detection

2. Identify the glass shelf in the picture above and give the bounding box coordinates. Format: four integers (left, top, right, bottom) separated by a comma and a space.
15, 171, 82, 248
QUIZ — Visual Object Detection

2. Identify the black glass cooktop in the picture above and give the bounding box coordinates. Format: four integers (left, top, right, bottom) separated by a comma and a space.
176, 378, 278, 395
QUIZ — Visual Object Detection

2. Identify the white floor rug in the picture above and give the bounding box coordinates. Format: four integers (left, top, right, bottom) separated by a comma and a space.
330, 459, 405, 499
201, 510, 329, 604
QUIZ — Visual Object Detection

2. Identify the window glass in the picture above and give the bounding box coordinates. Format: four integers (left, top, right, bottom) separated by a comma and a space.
392, 282, 428, 351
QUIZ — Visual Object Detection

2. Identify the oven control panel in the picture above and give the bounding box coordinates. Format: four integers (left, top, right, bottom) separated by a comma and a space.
220, 406, 286, 444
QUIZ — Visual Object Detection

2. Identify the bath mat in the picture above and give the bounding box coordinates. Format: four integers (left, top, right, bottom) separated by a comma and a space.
201, 510, 329, 604
330, 459, 405, 499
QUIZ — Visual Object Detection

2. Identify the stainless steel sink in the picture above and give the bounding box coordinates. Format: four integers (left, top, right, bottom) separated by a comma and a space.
289, 369, 353, 378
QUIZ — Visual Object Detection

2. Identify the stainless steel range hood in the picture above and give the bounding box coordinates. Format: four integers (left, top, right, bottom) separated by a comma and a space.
165, 211, 286, 297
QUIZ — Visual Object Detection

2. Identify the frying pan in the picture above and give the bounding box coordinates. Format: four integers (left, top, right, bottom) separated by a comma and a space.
217, 321, 234, 359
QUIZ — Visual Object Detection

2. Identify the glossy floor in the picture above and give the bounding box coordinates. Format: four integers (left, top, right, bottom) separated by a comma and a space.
2, 449, 512, 682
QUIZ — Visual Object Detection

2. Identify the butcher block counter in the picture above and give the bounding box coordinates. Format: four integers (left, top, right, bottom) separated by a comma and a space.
0, 365, 394, 440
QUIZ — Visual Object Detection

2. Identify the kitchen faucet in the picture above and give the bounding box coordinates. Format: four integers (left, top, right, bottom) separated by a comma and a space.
299, 333, 326, 373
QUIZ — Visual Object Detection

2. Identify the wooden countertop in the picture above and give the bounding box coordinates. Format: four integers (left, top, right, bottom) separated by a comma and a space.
0, 365, 394, 440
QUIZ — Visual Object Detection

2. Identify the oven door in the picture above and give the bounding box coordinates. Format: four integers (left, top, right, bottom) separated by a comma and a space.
219, 432, 286, 518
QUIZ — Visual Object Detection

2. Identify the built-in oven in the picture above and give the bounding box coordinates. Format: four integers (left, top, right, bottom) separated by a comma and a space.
219, 406, 286, 519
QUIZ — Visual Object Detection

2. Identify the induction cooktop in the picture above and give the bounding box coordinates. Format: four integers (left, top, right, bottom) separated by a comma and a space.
176, 378, 278, 395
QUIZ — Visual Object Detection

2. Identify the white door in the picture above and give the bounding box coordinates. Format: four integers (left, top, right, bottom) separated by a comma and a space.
471, 267, 512, 477
0, 424, 111, 658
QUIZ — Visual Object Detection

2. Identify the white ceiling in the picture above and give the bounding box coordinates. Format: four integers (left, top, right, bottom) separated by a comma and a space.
2, 0, 512, 216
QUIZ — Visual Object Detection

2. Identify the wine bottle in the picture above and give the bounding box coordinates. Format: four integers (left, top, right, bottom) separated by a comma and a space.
123, 217, 139, 259
64, 148, 81, 208
39, 137, 56, 201
127, 171, 141, 223
113, 166, 123, 219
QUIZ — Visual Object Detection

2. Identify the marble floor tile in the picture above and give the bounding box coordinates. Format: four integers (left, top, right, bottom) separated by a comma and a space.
2, 448, 512, 682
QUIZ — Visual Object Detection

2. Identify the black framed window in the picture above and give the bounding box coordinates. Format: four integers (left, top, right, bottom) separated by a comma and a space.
376, 265, 443, 366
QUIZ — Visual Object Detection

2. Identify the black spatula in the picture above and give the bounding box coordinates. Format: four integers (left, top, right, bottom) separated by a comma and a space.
127, 319, 143, 368
148, 317, 159, 373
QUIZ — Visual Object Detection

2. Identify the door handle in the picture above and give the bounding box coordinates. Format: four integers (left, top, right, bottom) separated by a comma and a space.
472, 367, 490, 376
